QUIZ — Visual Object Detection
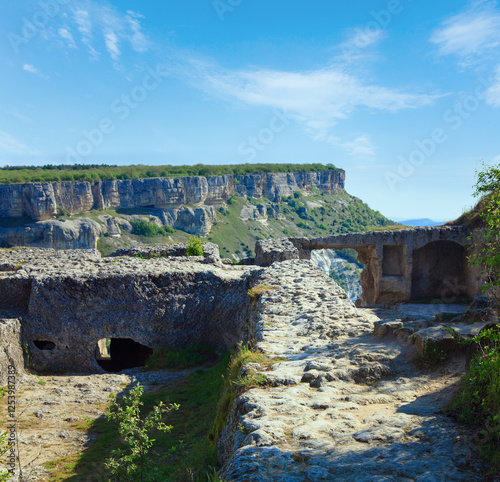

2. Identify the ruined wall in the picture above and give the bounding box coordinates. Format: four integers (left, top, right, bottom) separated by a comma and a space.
0, 248, 260, 373
0, 170, 345, 221
255, 226, 477, 305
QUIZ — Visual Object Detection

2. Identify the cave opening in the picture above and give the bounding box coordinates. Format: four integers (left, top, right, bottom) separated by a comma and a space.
95, 338, 153, 372
34, 340, 56, 350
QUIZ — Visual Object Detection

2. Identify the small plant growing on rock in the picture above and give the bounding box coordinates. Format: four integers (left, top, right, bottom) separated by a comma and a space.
0, 431, 12, 480
247, 285, 273, 300
186, 235, 204, 257
104, 383, 179, 481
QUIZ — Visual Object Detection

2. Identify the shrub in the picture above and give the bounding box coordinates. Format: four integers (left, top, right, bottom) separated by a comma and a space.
130, 220, 173, 237
105, 384, 179, 481
186, 235, 204, 256
448, 328, 500, 472
0, 431, 11, 480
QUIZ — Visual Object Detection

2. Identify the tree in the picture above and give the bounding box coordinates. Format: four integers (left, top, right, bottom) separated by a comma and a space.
105, 384, 179, 482
468, 163, 500, 304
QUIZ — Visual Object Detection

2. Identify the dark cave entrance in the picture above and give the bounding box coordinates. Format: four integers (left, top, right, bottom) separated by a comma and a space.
95, 338, 153, 372
411, 241, 468, 302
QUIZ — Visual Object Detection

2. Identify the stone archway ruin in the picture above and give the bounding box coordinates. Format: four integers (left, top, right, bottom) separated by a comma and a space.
255, 225, 479, 306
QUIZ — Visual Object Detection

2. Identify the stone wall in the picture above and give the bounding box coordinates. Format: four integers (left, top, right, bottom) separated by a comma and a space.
0, 170, 345, 221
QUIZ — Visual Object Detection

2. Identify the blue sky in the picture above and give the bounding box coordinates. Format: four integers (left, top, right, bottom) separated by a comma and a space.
1, 0, 500, 220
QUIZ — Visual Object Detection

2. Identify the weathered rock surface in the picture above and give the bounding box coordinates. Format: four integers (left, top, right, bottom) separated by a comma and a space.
0, 318, 24, 384
0, 248, 260, 372
0, 171, 344, 221
0, 218, 105, 250
218, 260, 484, 480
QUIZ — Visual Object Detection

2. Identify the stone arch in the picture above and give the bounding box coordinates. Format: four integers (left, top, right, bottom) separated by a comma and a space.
411, 240, 468, 302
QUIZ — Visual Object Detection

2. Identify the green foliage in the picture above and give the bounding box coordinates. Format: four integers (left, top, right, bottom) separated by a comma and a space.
146, 344, 216, 370
130, 220, 173, 238
186, 235, 204, 256
0, 163, 340, 184
0, 431, 12, 480
413, 340, 449, 368
449, 328, 500, 472
468, 163, 500, 301
104, 383, 179, 481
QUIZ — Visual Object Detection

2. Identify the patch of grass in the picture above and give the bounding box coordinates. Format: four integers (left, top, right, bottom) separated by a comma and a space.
49, 355, 230, 481
212, 345, 285, 442
247, 284, 273, 300
448, 327, 500, 474
146, 344, 217, 370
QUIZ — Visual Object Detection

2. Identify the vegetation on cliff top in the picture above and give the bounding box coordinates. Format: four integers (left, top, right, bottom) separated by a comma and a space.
0, 163, 340, 184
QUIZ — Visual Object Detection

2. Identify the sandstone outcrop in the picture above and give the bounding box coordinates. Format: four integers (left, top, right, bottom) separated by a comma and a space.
0, 170, 344, 221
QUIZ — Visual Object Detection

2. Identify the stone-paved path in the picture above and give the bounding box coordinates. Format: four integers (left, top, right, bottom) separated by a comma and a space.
219, 260, 484, 481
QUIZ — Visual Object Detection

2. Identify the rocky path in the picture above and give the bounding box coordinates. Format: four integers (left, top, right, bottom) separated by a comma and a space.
219, 260, 484, 481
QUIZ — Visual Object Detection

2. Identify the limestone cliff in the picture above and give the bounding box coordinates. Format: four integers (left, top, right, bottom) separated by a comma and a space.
0, 170, 345, 221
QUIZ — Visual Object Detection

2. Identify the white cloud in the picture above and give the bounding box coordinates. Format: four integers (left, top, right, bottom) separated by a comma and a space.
0, 131, 38, 155
127, 10, 149, 53
58, 27, 76, 49
431, 1, 500, 61
180, 58, 439, 139
23, 64, 39, 74
104, 30, 120, 61
58, 2, 151, 63
74, 9, 92, 40
22, 64, 49, 79
328, 134, 377, 160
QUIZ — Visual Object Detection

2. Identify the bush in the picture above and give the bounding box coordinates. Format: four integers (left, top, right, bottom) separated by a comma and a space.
448, 328, 500, 472
105, 384, 179, 481
130, 220, 173, 237
186, 235, 204, 256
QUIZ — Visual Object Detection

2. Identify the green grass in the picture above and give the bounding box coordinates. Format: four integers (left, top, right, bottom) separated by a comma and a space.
49, 354, 230, 481
0, 163, 340, 184
146, 344, 217, 370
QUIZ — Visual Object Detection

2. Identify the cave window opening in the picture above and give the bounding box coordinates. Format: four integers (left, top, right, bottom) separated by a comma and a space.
95, 338, 153, 373
33, 340, 56, 350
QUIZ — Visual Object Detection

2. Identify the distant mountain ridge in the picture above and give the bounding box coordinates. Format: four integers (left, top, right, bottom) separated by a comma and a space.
395, 218, 444, 227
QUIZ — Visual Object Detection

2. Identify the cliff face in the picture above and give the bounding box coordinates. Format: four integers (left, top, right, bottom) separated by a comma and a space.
0, 170, 345, 221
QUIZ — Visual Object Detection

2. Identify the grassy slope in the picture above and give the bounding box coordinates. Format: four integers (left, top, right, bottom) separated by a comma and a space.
46, 355, 230, 481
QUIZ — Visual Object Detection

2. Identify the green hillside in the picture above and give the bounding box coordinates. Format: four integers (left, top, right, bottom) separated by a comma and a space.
94, 190, 395, 258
